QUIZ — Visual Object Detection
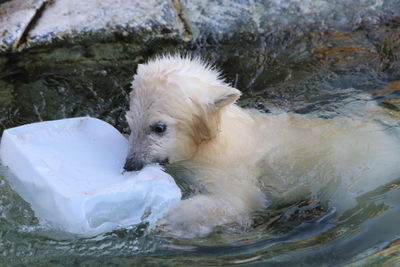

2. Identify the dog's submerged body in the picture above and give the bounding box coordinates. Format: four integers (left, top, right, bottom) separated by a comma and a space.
125, 55, 400, 238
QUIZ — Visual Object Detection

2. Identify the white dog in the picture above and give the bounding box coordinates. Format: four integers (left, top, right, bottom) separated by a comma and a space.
124, 55, 400, 238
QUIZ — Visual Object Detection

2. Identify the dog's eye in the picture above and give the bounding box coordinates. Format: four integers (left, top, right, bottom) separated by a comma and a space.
150, 122, 167, 135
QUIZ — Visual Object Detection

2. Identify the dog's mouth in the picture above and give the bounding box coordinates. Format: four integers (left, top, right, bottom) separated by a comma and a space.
123, 157, 169, 173
157, 158, 169, 167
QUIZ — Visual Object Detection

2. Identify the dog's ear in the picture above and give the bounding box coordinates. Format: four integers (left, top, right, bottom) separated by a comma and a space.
212, 86, 241, 109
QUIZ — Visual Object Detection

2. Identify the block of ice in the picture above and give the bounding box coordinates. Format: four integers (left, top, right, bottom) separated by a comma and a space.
0, 117, 181, 237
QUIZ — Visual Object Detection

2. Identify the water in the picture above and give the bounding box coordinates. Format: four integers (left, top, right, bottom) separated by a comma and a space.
1, 96, 400, 266
1, 1, 400, 265
1, 159, 400, 265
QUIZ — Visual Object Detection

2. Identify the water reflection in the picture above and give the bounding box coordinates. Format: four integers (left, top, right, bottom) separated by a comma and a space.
1, 1, 400, 265
1, 151, 400, 265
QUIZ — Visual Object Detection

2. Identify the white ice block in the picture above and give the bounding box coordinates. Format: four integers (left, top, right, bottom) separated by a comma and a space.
0, 117, 181, 237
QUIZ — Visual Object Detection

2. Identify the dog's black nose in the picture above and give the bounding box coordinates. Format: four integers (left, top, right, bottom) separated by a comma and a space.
123, 158, 144, 172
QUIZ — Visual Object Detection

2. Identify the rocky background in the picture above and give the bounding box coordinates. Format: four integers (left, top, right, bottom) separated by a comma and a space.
0, 0, 399, 134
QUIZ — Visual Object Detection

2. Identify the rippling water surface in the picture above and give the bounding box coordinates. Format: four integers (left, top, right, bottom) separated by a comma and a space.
1, 87, 400, 266
1, 0, 400, 265
1, 154, 400, 266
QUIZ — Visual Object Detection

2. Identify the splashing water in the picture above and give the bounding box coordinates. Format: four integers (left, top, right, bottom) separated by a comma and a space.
1, 0, 400, 264
1, 89, 400, 266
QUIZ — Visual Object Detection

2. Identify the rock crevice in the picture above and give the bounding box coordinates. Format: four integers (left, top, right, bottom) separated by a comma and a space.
0, 0, 399, 134
171, 0, 193, 42
11, 0, 50, 51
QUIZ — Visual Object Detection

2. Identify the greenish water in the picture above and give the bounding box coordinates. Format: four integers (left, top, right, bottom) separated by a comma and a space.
1, 89, 400, 266
1, 164, 400, 266
1, 1, 400, 265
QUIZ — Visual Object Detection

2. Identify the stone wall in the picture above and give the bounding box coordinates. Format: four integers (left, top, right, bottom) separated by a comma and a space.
1, 0, 399, 133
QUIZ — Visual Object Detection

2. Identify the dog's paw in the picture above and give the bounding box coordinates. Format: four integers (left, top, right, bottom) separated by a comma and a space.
155, 194, 253, 239
156, 220, 210, 239
155, 200, 215, 239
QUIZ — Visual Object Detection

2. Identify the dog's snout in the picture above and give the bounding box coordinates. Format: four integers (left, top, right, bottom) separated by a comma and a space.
124, 158, 145, 172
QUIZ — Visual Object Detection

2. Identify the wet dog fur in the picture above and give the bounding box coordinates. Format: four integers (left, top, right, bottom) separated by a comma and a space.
125, 55, 400, 238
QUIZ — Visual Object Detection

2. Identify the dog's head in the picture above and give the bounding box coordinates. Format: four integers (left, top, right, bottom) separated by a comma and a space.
124, 55, 241, 171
